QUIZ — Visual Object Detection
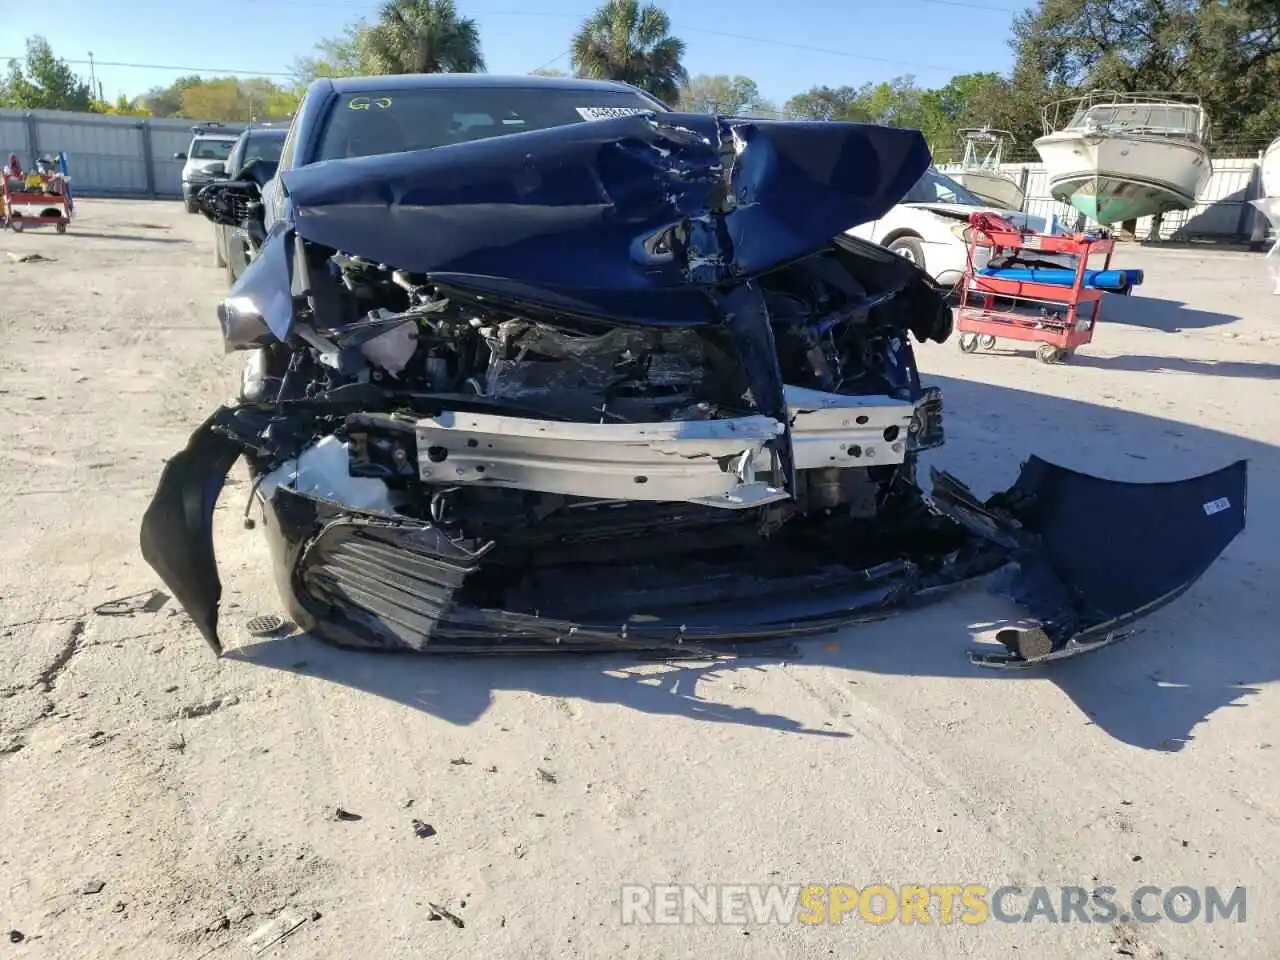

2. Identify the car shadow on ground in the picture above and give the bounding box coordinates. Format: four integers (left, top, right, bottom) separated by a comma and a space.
1099, 292, 1238, 332
226, 374, 1277, 753
971, 349, 1280, 380
1068, 355, 1280, 378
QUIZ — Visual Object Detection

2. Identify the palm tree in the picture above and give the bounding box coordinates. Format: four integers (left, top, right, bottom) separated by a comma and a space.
364, 0, 485, 75
570, 0, 687, 105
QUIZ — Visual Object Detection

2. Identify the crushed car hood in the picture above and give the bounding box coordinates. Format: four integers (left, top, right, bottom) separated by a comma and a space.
277, 113, 932, 320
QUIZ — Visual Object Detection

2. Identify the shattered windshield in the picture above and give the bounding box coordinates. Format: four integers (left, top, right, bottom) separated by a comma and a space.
314, 86, 665, 161
904, 168, 988, 206
190, 138, 235, 161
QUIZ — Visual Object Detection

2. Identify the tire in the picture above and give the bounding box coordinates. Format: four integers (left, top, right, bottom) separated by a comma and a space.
213, 230, 226, 268
1037, 344, 1065, 364
978, 334, 996, 350
958, 333, 978, 353
184, 190, 198, 214
887, 235, 926, 271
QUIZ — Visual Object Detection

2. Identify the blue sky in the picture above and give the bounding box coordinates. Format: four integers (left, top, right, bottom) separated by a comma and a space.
6, 0, 1026, 106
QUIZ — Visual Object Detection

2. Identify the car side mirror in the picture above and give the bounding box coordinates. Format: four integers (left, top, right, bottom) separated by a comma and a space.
173, 151, 187, 161
195, 180, 262, 227
240, 157, 278, 188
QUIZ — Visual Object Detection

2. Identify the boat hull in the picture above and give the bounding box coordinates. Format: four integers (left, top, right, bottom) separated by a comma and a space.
952, 170, 1026, 211
1033, 132, 1212, 225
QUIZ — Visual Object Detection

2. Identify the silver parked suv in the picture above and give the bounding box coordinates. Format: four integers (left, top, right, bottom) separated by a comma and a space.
173, 123, 241, 213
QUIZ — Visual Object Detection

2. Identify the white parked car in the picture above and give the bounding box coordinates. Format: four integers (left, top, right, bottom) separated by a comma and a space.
847, 167, 1057, 287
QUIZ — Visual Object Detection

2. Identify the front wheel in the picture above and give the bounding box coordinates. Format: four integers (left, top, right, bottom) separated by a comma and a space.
887, 235, 926, 271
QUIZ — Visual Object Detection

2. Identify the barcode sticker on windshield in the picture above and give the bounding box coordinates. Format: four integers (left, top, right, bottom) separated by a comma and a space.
575, 106, 650, 121
1202, 497, 1231, 516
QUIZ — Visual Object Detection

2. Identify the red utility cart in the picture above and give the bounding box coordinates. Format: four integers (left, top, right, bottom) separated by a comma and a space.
953, 213, 1116, 364
2, 154, 73, 233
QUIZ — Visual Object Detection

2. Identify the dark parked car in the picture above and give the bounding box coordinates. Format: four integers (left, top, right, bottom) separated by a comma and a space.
156, 74, 1247, 668
210, 125, 287, 283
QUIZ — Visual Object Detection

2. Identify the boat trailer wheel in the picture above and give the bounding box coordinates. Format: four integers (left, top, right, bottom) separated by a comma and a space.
978, 334, 997, 351
958, 333, 979, 353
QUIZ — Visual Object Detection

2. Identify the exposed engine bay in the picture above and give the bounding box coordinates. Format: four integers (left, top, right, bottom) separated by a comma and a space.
142, 110, 1247, 668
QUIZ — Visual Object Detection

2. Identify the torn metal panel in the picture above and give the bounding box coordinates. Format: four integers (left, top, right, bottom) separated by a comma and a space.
413, 410, 787, 507
777, 386, 917, 470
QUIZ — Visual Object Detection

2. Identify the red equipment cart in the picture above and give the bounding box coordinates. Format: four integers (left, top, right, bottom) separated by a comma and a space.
2, 153, 73, 234
953, 213, 1116, 364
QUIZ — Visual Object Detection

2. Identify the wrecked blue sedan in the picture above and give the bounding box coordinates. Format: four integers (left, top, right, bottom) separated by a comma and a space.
142, 76, 1246, 668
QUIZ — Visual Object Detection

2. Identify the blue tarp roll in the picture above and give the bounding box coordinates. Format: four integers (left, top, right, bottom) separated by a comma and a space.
978, 266, 1144, 291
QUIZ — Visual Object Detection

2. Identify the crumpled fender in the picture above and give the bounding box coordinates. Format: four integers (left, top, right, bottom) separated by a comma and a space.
139, 409, 243, 656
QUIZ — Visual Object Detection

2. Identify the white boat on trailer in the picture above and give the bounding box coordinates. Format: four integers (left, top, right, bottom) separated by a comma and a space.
950, 126, 1026, 211
1033, 91, 1213, 227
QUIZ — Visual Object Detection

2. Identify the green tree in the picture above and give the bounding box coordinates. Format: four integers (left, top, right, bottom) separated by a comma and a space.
293, 21, 377, 82
0, 36, 94, 111
88, 93, 151, 117
677, 74, 762, 114
177, 78, 298, 123
363, 0, 485, 75
1010, 0, 1280, 144
140, 75, 203, 117
570, 0, 688, 105
782, 86, 869, 121
919, 71, 1049, 159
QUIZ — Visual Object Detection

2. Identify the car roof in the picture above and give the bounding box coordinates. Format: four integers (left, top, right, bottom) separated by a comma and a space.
323, 73, 649, 97
241, 127, 288, 139
191, 132, 240, 141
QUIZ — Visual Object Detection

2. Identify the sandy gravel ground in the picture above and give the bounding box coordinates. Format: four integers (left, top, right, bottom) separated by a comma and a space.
1, 200, 1277, 959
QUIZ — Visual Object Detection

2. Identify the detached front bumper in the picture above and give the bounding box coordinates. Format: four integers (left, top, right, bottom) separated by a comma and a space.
139, 406, 1246, 665
255, 486, 1007, 655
